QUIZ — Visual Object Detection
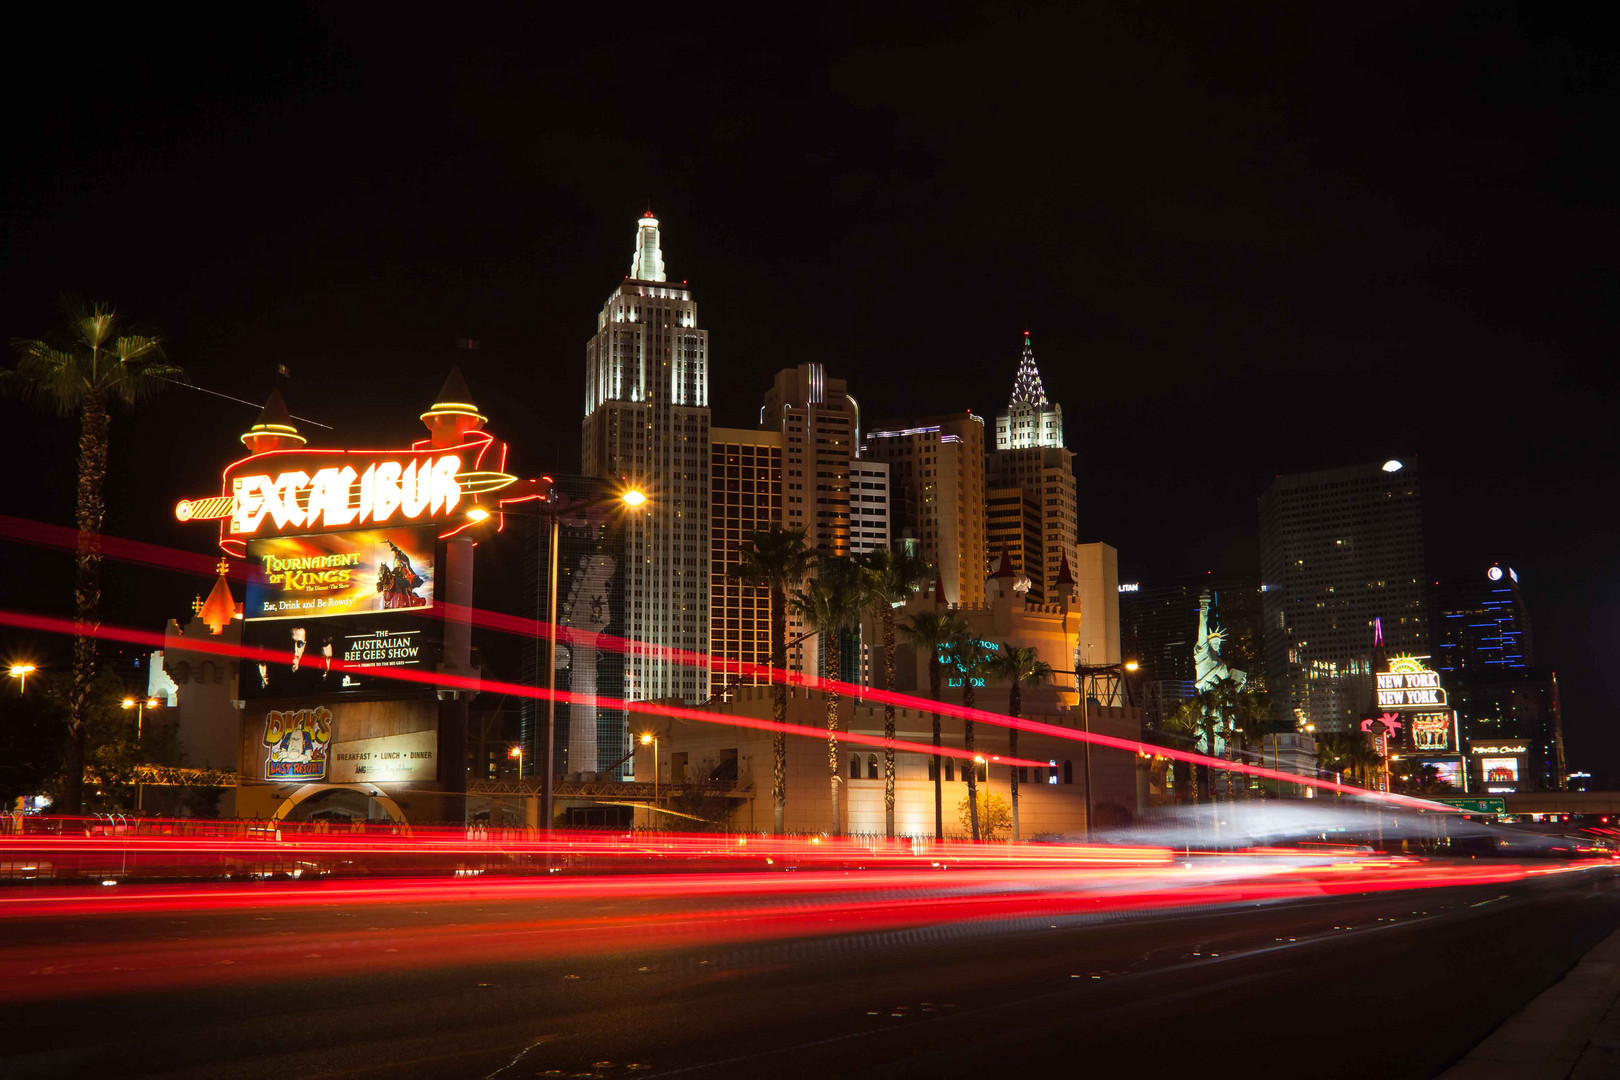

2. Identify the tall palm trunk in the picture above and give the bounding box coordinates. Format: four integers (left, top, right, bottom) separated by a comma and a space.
825, 634, 842, 837
882, 609, 897, 839
929, 660, 943, 840
66, 391, 109, 817
963, 684, 980, 841
771, 582, 788, 835
1007, 682, 1021, 842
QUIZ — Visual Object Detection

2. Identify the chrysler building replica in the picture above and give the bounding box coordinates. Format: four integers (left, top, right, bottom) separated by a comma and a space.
987, 333, 1077, 603
583, 212, 711, 702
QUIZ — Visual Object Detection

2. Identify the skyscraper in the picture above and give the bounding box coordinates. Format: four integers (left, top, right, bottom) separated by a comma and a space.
582, 212, 711, 703
863, 411, 987, 607
988, 335, 1078, 605
758, 363, 886, 680
1432, 564, 1535, 675
1259, 459, 1427, 732
761, 364, 861, 559
995, 333, 1064, 450
1433, 564, 1561, 790
986, 484, 1042, 598
708, 426, 782, 701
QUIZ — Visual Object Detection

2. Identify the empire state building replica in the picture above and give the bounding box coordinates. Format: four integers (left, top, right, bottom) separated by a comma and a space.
583, 212, 711, 703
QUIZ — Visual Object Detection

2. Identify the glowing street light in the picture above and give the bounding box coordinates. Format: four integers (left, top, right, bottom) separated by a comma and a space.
464, 485, 649, 830
1124, 660, 1140, 672
640, 732, 659, 803
121, 697, 161, 741
8, 663, 36, 694
120, 696, 161, 811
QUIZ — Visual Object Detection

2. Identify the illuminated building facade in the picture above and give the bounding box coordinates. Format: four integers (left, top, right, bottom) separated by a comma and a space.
995, 334, 1064, 450
1457, 672, 1564, 791
759, 363, 883, 682
1430, 564, 1562, 789
1432, 564, 1534, 674
582, 212, 711, 703
708, 427, 783, 701
1259, 460, 1428, 733
986, 485, 1042, 599
988, 336, 1078, 605
863, 412, 986, 607
848, 458, 891, 555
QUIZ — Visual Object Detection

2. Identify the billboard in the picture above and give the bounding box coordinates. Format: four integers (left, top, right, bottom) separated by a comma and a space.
246, 527, 435, 621
1411, 711, 1456, 752
244, 697, 438, 784
1481, 757, 1520, 784
1418, 758, 1463, 789
259, 705, 333, 782
242, 615, 437, 698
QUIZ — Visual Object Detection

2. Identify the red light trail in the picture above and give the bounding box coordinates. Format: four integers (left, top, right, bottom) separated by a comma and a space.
0, 855, 1609, 1005
0, 512, 1453, 808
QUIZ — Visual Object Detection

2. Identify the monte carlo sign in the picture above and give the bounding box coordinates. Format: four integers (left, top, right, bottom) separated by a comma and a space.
1376, 656, 1448, 710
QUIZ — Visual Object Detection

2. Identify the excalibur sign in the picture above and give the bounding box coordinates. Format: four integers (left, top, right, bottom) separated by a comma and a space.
173, 383, 523, 556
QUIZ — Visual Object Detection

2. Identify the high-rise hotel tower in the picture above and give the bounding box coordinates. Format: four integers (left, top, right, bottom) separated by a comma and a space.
583, 212, 711, 703
987, 334, 1078, 605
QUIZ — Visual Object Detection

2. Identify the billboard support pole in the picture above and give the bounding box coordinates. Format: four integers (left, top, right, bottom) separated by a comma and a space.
542, 511, 559, 834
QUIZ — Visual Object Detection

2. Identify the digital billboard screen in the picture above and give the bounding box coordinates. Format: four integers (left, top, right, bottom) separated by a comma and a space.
245, 527, 435, 622
1419, 758, 1463, 789
1481, 757, 1520, 784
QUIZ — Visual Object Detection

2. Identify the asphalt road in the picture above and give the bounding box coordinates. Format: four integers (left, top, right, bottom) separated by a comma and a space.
4, 862, 1618, 1080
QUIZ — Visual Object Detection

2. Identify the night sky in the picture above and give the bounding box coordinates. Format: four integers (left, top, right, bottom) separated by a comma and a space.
4, 5, 1616, 779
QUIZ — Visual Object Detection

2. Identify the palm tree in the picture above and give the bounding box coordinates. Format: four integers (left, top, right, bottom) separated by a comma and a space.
732, 525, 814, 834
1157, 697, 1204, 804
4, 299, 178, 815
1167, 687, 1223, 801
789, 557, 863, 837
900, 609, 969, 840
856, 546, 931, 838
991, 645, 1052, 842
943, 627, 996, 841
1316, 733, 1383, 789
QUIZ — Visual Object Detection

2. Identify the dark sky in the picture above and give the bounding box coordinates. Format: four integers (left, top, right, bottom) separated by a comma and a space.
3, 4, 1616, 778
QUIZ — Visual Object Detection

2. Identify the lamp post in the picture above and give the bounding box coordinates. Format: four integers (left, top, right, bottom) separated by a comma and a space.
472, 485, 646, 834
972, 755, 987, 833
8, 663, 36, 694
121, 697, 160, 810
641, 732, 659, 807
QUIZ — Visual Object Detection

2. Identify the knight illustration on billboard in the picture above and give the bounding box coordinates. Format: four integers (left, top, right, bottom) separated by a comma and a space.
378, 539, 429, 609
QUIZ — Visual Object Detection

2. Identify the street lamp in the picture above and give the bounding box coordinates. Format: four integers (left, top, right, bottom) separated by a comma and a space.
121, 697, 160, 742
472, 485, 647, 833
641, 732, 659, 804
8, 663, 36, 694
507, 745, 522, 779
121, 697, 161, 810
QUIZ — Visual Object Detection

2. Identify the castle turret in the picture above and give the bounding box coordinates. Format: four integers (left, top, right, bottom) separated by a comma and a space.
420, 365, 487, 448
240, 388, 305, 453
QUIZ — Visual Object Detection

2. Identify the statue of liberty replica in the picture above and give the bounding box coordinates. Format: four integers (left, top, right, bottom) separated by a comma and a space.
1194, 589, 1247, 759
